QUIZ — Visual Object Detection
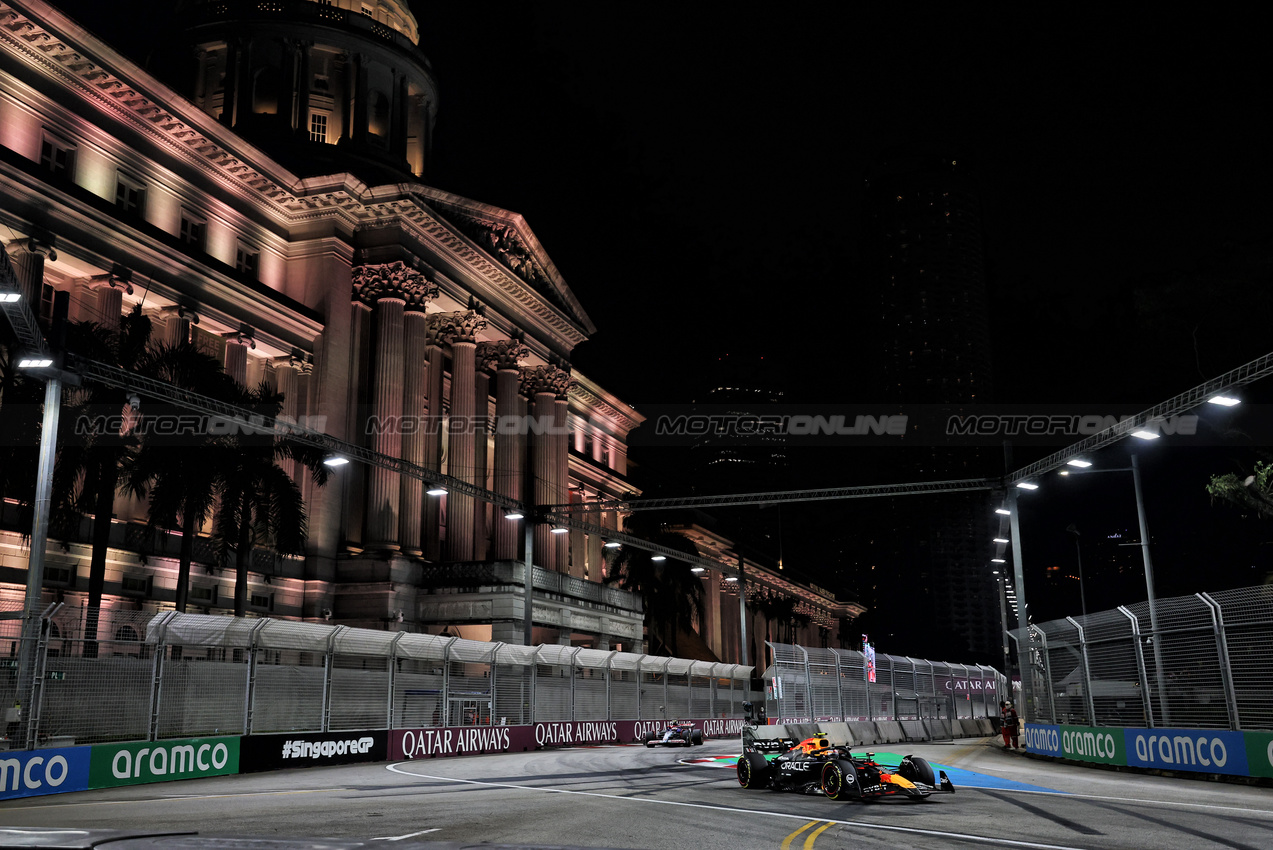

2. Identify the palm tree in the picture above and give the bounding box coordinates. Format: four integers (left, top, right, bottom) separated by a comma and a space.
213, 381, 330, 616
52, 308, 152, 651
120, 341, 240, 612
1208, 459, 1273, 520
603, 518, 705, 656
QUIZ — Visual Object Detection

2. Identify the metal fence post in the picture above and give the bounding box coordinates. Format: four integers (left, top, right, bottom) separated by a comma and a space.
244, 618, 269, 736
1065, 617, 1096, 725
26, 605, 59, 746
888, 656, 897, 721
529, 644, 538, 724
569, 647, 581, 722
442, 637, 457, 727
386, 632, 406, 730
321, 626, 345, 732
1199, 593, 1240, 730
605, 651, 617, 721
1118, 605, 1153, 728
1030, 625, 1055, 724
800, 645, 812, 721
146, 612, 174, 742
833, 651, 845, 722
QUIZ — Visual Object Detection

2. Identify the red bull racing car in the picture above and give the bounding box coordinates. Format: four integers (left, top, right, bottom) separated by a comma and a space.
737, 730, 955, 802
643, 721, 704, 747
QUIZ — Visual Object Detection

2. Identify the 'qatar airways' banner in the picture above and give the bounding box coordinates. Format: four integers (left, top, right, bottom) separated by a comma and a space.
389, 717, 746, 760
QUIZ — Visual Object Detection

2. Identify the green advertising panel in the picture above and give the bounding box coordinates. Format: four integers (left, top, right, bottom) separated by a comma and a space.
1244, 731, 1273, 779
90, 737, 240, 788
1057, 725, 1125, 765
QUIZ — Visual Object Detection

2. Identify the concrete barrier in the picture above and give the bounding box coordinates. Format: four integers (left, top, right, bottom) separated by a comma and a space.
817, 722, 854, 747
847, 721, 879, 745
900, 720, 928, 741
976, 717, 995, 736
874, 721, 905, 743
785, 723, 819, 744
748, 724, 790, 743
957, 718, 981, 737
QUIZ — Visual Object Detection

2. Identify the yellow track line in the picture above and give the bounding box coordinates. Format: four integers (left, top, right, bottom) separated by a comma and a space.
780, 820, 819, 850
803, 822, 833, 849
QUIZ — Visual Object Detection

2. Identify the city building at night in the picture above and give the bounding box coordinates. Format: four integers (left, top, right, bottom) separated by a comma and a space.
0, 0, 844, 664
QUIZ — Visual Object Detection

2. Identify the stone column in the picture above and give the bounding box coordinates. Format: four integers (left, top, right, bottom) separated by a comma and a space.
479, 340, 529, 560
704, 568, 722, 661
399, 309, 430, 554
223, 327, 254, 386
421, 329, 445, 561
553, 391, 571, 571
473, 367, 490, 560
157, 305, 199, 345
522, 363, 572, 572
90, 265, 133, 331
569, 490, 586, 580
353, 262, 438, 553
431, 310, 487, 561
585, 499, 603, 581
14, 237, 55, 307
274, 353, 300, 480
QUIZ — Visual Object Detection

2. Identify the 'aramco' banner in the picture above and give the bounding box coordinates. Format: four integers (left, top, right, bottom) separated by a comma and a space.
1025, 723, 1256, 777
1123, 727, 1249, 777
0, 747, 91, 801
89, 736, 240, 788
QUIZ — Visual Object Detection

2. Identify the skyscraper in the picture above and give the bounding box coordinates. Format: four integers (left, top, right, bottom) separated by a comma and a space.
860, 146, 999, 661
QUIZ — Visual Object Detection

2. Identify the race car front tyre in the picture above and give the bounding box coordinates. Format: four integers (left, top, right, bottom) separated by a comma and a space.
820, 759, 859, 801
899, 755, 936, 787
737, 752, 771, 789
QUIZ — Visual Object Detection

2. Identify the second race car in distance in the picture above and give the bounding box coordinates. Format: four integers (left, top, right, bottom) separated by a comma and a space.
737, 731, 955, 801
643, 721, 705, 747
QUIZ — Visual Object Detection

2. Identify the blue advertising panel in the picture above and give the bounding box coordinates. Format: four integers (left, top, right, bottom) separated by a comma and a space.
1022, 723, 1062, 757
1123, 727, 1250, 776
0, 747, 91, 800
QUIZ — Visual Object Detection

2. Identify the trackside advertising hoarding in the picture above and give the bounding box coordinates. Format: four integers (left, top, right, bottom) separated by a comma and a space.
390, 718, 746, 760
89, 736, 240, 788
0, 747, 90, 801
238, 731, 388, 773
1025, 724, 1256, 777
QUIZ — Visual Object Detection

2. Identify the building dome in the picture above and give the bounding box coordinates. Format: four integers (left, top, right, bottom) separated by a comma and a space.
173, 0, 439, 182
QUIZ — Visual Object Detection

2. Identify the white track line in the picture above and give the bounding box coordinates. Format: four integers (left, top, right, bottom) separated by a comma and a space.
372, 828, 441, 841
383, 763, 1090, 850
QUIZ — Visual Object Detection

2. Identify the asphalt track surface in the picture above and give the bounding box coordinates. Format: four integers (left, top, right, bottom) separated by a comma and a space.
2, 736, 1272, 849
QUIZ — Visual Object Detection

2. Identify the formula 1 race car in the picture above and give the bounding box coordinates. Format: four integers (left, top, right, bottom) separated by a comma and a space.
643, 721, 704, 747
737, 730, 955, 802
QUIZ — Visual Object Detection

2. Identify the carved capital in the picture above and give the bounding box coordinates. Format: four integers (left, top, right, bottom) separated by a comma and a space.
90, 263, 134, 295
427, 310, 486, 346
224, 324, 256, 349
476, 339, 530, 374
352, 261, 439, 312
520, 364, 574, 399
24, 236, 57, 261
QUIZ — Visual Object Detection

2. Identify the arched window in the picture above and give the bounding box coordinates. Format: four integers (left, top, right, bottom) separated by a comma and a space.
115, 624, 139, 642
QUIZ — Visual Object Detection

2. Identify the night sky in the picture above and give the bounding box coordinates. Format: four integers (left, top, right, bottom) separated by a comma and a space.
43, 3, 1273, 642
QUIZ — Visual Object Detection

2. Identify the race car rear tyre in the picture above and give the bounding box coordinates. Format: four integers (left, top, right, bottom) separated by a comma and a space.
899, 755, 936, 787
820, 759, 858, 801
737, 752, 771, 789
691, 730, 704, 746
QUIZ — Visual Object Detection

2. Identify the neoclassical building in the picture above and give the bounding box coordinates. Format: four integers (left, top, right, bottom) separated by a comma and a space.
0, 0, 857, 662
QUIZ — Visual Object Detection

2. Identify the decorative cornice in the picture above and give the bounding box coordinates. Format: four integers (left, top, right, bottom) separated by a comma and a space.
351, 261, 438, 311
426, 309, 486, 346
569, 383, 643, 435
475, 339, 530, 374
0, 1, 590, 349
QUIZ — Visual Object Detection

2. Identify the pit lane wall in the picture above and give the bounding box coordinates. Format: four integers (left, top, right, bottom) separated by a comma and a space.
0, 718, 744, 801
1023, 723, 1273, 779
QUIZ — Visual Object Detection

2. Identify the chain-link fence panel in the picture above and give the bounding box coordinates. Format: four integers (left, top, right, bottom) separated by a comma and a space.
639, 669, 667, 720
252, 655, 325, 733
1037, 620, 1086, 725
1210, 586, 1273, 731
155, 648, 249, 739
391, 656, 445, 728
330, 655, 390, 731
1122, 597, 1227, 729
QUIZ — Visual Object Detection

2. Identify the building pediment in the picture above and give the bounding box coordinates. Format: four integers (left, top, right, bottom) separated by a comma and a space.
413, 187, 596, 335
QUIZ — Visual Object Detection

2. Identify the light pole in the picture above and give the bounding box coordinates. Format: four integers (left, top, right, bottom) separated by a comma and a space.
1059, 452, 1169, 724
1065, 524, 1087, 620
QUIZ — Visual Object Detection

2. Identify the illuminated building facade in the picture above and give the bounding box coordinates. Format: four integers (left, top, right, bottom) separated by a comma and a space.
0, 0, 846, 665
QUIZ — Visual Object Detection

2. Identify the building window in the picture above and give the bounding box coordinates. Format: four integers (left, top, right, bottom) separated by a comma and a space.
39, 134, 75, 177
44, 565, 74, 586
189, 584, 218, 605
235, 243, 260, 277
309, 111, 329, 143
115, 625, 140, 642
115, 173, 146, 216
180, 213, 206, 250
250, 592, 274, 612
121, 574, 152, 596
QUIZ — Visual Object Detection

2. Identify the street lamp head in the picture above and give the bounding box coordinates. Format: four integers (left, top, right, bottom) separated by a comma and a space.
321, 453, 349, 468
504, 512, 525, 520
1016, 482, 1039, 490
1208, 395, 1241, 407
1067, 459, 1093, 468
1131, 430, 1160, 441
995, 508, 1011, 515
426, 488, 447, 496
